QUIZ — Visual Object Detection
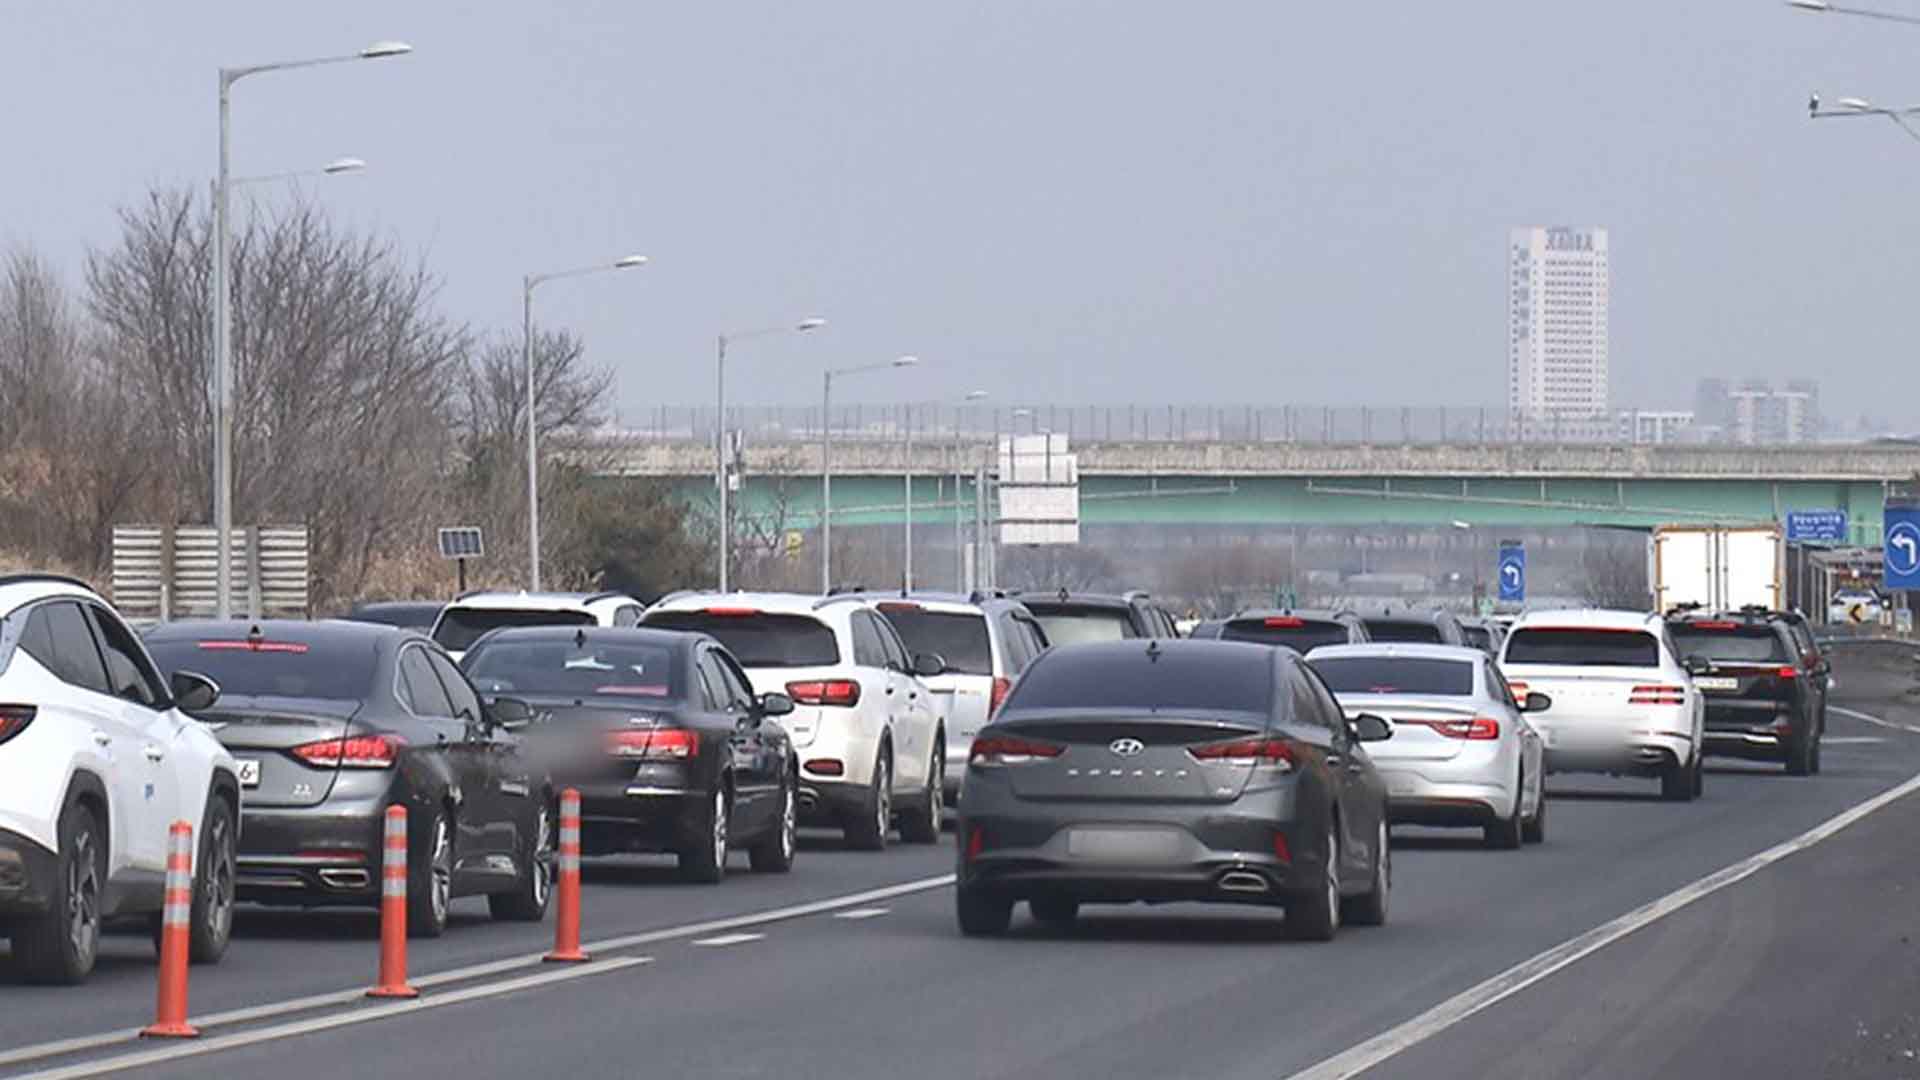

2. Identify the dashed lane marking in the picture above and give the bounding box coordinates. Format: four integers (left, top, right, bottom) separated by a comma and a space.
691, 933, 765, 947
834, 908, 891, 920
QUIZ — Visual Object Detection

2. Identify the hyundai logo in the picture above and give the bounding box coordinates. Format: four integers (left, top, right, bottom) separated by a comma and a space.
1109, 738, 1145, 758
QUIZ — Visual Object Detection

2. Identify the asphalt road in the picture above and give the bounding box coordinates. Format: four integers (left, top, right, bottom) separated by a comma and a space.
6, 648, 1920, 1079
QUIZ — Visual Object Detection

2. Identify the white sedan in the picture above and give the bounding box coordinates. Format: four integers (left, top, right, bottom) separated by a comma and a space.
1308, 643, 1547, 849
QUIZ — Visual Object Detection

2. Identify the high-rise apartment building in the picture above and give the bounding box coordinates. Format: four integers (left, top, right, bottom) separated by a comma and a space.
1508, 226, 1610, 437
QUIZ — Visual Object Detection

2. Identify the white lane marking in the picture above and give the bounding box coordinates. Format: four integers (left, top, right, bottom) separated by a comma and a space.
1821, 736, 1885, 746
1287, 753, 1920, 1079
835, 907, 891, 920
1832, 706, 1920, 736
16, 957, 650, 1080
691, 933, 765, 947
0, 873, 956, 1072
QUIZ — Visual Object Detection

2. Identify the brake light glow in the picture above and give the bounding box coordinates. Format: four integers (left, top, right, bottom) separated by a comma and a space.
1776, 666, 1800, 680
968, 734, 1065, 766
291, 734, 402, 769
604, 728, 698, 760
704, 606, 759, 617
1413, 716, 1500, 740
0, 704, 35, 746
786, 679, 861, 707
1263, 617, 1305, 628
1629, 685, 1687, 706
198, 640, 309, 654
877, 602, 922, 614
805, 758, 845, 776
1188, 737, 1296, 771
1272, 831, 1291, 864
965, 826, 985, 861
989, 676, 1012, 716
1693, 621, 1739, 630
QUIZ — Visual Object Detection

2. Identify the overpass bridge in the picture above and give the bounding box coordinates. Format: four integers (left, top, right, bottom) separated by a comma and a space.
596, 439, 1920, 541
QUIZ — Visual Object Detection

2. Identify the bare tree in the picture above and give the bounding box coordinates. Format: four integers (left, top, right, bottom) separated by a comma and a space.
999, 544, 1120, 594
1578, 532, 1650, 610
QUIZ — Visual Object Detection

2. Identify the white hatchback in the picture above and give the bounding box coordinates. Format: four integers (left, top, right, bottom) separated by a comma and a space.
0, 575, 241, 983
430, 590, 646, 662
643, 593, 947, 849
1498, 609, 1706, 802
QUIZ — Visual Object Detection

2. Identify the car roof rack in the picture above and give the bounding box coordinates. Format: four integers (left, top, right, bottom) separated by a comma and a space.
0, 573, 95, 593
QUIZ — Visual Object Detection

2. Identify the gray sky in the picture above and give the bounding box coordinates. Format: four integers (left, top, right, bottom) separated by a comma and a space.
6, 2, 1918, 424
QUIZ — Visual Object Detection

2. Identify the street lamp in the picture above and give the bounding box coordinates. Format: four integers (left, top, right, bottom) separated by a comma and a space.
822, 355, 919, 592
897, 375, 978, 592
1810, 94, 1920, 142
947, 390, 989, 591
230, 156, 368, 187
522, 254, 648, 590
212, 40, 412, 619
716, 316, 826, 591
1788, 0, 1920, 24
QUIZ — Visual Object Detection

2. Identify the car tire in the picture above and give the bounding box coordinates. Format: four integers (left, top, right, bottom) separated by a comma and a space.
1286, 821, 1341, 943
407, 806, 453, 939
1661, 758, 1696, 803
1522, 783, 1547, 845
1341, 817, 1389, 927
843, 748, 891, 852
1029, 895, 1079, 927
749, 773, 798, 873
897, 739, 944, 845
1483, 771, 1524, 850
188, 795, 237, 963
956, 883, 1013, 937
489, 799, 553, 921
15, 801, 103, 985
1693, 754, 1706, 797
678, 786, 730, 885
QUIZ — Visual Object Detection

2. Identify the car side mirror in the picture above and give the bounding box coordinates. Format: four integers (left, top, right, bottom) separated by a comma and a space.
913, 652, 946, 678
756, 691, 795, 718
1350, 713, 1393, 742
1521, 691, 1553, 713
169, 670, 220, 713
488, 696, 536, 731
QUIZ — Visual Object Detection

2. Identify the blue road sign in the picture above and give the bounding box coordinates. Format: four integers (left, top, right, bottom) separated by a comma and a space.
1785, 510, 1848, 544
1497, 543, 1526, 603
1886, 508, 1920, 590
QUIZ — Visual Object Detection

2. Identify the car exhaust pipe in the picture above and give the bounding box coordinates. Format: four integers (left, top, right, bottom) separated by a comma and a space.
318, 868, 371, 890
1217, 870, 1271, 894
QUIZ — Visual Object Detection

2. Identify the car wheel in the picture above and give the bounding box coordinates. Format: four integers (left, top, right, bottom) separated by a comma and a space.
749, 773, 798, 873
188, 795, 237, 963
1029, 895, 1079, 927
489, 800, 553, 921
1286, 820, 1341, 942
1786, 722, 1815, 776
1341, 817, 1389, 927
898, 740, 944, 845
843, 749, 891, 852
407, 807, 453, 939
1522, 781, 1548, 845
1661, 758, 1696, 803
16, 802, 102, 984
1483, 769, 1524, 850
955, 883, 1013, 936
678, 786, 730, 885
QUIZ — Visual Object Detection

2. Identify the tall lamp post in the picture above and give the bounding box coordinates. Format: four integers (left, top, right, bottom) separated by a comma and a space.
523, 255, 649, 590
230, 156, 368, 188
716, 317, 826, 591
213, 40, 411, 619
1788, 0, 1920, 24
822, 356, 919, 592
931, 390, 988, 592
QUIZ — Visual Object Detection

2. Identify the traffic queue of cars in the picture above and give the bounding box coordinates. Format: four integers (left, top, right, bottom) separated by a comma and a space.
0, 570, 1836, 981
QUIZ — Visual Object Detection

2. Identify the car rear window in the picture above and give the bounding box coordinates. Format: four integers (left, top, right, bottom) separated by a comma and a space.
643, 611, 840, 667
1309, 656, 1475, 696
1460, 625, 1491, 650
434, 608, 595, 652
1504, 628, 1660, 667
1220, 618, 1352, 652
1363, 619, 1443, 644
144, 634, 380, 700
1004, 647, 1270, 714
1029, 607, 1136, 646
874, 606, 992, 675
463, 639, 681, 698
1669, 625, 1789, 664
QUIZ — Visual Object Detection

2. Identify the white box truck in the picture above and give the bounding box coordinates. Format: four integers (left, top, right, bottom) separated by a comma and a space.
1652, 524, 1784, 613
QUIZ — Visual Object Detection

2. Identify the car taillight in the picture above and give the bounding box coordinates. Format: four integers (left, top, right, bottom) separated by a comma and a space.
1694, 621, 1739, 630
1776, 666, 1800, 680
1421, 716, 1500, 740
1629, 685, 1687, 706
604, 728, 698, 760
1188, 736, 1296, 771
877, 602, 922, 614
1264, 617, 1304, 628
291, 734, 402, 769
705, 606, 759, 616
968, 734, 1065, 766
989, 676, 1011, 716
786, 679, 861, 707
198, 639, 309, 653
0, 704, 35, 746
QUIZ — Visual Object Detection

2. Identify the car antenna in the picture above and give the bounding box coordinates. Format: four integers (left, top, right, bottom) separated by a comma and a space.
1145, 639, 1162, 663
574, 627, 587, 649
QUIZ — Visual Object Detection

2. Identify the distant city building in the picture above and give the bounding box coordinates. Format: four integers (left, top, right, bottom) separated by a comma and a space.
1617, 409, 1695, 445
1691, 377, 1821, 444
1508, 226, 1609, 439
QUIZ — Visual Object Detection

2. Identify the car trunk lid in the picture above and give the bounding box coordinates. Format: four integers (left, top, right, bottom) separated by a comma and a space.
987, 714, 1270, 804
1333, 694, 1481, 761
199, 696, 360, 808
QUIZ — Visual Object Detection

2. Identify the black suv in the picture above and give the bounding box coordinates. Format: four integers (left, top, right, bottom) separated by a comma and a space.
1013, 590, 1178, 645
1457, 616, 1507, 657
1361, 609, 1467, 646
1188, 609, 1370, 652
1666, 608, 1830, 775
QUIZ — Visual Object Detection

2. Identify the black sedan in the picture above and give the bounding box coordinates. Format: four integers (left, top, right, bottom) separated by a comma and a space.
460, 627, 799, 884
954, 639, 1392, 941
143, 620, 551, 937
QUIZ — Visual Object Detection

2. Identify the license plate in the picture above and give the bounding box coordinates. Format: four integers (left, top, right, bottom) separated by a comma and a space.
1693, 677, 1738, 691
236, 759, 262, 788
1066, 828, 1183, 862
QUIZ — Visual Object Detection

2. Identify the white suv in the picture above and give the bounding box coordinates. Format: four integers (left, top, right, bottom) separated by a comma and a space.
431, 590, 646, 661
643, 592, 946, 849
1498, 608, 1706, 802
0, 575, 240, 982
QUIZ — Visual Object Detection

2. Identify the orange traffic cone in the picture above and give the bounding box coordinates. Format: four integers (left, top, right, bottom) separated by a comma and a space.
140, 821, 199, 1039
366, 805, 418, 998
545, 789, 589, 963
